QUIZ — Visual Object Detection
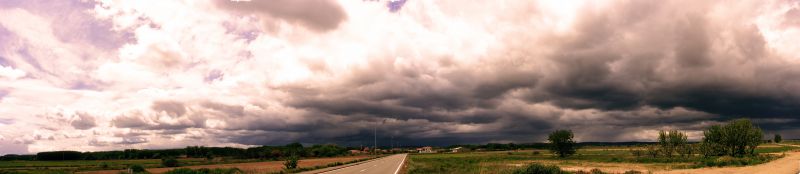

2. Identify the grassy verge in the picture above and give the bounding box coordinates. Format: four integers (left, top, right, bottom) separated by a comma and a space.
406, 145, 792, 174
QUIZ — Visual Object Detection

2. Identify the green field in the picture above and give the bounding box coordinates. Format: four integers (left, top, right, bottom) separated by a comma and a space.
406, 144, 797, 174
782, 140, 800, 146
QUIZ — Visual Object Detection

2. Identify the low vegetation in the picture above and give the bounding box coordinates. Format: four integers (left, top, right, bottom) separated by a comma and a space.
408, 119, 790, 173
0, 143, 351, 162
0, 143, 358, 173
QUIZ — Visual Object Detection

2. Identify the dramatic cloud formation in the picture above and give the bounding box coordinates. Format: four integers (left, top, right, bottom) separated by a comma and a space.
1, 0, 800, 154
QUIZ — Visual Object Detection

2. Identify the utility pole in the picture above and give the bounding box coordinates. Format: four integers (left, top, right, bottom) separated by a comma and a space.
373, 124, 377, 154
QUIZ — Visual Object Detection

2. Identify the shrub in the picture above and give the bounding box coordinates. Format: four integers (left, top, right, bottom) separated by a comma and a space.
162, 157, 180, 167
533, 151, 541, 155
695, 155, 777, 167
512, 163, 568, 174
129, 164, 147, 173
284, 156, 299, 169
774, 134, 782, 143
701, 119, 763, 157
547, 130, 577, 158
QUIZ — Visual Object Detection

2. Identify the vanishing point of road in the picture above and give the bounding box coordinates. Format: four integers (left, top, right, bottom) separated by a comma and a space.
308, 154, 407, 174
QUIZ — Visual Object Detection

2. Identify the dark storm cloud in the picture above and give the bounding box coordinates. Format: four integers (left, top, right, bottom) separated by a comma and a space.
245, 0, 800, 144
215, 0, 347, 32
70, 112, 96, 130
527, 0, 800, 120
98, 1, 800, 147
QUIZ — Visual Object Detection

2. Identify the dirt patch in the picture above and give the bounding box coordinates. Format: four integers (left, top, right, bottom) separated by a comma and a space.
79, 156, 371, 174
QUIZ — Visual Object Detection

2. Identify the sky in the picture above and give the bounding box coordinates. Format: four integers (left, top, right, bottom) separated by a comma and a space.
1, 0, 800, 155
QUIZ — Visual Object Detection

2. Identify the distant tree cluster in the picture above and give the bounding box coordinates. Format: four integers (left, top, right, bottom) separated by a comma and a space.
700, 119, 763, 157
0, 143, 350, 161
35, 151, 83, 161
774, 134, 782, 143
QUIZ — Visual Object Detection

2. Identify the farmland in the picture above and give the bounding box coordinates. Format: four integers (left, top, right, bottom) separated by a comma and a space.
0, 155, 375, 174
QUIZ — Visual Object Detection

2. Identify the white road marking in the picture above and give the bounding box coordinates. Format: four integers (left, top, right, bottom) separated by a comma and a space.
393, 154, 407, 174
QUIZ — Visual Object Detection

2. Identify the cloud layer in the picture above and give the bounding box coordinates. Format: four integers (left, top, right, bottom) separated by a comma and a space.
1, 0, 800, 154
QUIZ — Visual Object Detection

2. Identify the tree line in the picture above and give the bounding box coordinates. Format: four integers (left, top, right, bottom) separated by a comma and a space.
0, 143, 351, 161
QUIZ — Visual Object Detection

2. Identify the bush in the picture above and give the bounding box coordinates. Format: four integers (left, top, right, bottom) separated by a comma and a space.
513, 163, 569, 174
547, 130, 577, 158
284, 156, 299, 169
533, 151, 541, 155
695, 155, 777, 167
129, 164, 147, 173
701, 119, 763, 157
774, 134, 782, 143
162, 157, 180, 167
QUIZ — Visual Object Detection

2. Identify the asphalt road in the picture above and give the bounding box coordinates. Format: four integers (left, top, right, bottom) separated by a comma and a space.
320, 154, 407, 174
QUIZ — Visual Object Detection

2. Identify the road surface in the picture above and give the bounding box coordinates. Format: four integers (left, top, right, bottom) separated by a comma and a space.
316, 154, 407, 174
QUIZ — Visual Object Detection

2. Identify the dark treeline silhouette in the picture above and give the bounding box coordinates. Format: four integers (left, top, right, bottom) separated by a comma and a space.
0, 143, 350, 161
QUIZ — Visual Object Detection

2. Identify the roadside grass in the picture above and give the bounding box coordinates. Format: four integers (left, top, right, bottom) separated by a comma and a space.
406, 144, 795, 174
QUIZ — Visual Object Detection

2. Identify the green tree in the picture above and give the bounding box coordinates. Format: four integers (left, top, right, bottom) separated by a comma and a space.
658, 130, 688, 158
774, 134, 782, 143
700, 119, 763, 157
547, 130, 577, 158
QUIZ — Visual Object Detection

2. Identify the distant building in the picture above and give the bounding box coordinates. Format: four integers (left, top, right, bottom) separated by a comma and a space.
349, 150, 363, 154
451, 147, 466, 153
418, 146, 434, 153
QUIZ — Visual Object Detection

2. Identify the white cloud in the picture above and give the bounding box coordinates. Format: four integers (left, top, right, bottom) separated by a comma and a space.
0, 0, 799, 152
